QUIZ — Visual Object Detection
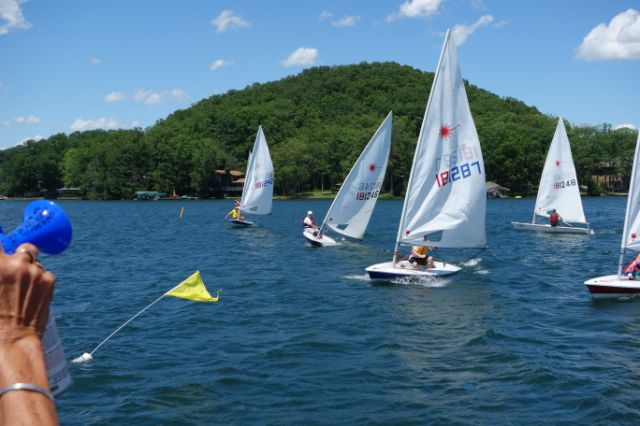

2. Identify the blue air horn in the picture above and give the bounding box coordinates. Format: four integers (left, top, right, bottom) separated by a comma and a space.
0, 200, 72, 255
0, 200, 74, 397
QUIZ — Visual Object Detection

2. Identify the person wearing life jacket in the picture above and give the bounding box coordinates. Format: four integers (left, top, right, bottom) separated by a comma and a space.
302, 210, 322, 238
624, 253, 640, 280
224, 200, 244, 221
549, 209, 562, 227
409, 234, 435, 269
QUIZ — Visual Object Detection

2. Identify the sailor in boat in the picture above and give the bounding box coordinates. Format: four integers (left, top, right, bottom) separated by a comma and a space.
224, 200, 244, 221
302, 211, 322, 238
549, 209, 562, 227
408, 235, 435, 270
624, 253, 640, 280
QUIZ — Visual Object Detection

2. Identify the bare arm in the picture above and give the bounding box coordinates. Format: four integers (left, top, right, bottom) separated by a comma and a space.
0, 243, 58, 426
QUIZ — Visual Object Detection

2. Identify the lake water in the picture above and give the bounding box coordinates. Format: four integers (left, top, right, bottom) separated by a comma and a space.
2, 197, 639, 425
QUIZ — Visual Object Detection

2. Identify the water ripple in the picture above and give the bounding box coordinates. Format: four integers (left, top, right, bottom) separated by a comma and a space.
1, 197, 635, 424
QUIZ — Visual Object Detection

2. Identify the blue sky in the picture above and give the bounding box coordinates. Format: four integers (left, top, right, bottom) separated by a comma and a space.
1, 0, 639, 149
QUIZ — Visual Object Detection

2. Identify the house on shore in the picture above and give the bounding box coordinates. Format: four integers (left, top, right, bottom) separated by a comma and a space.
486, 181, 509, 198
212, 170, 244, 198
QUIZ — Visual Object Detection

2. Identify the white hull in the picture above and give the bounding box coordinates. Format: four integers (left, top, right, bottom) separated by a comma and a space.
511, 222, 593, 235
584, 274, 640, 299
303, 228, 339, 247
366, 260, 461, 280
230, 219, 255, 227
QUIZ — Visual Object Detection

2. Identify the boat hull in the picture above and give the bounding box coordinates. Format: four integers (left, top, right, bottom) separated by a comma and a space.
511, 222, 593, 235
366, 261, 461, 280
230, 219, 254, 226
303, 228, 338, 247
584, 274, 640, 299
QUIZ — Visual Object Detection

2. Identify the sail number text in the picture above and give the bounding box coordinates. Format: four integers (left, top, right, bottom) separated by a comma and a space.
356, 180, 383, 200
436, 161, 482, 188
554, 179, 577, 189
434, 142, 482, 188
255, 177, 274, 188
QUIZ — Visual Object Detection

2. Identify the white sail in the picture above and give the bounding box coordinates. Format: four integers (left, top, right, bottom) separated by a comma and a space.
623, 132, 640, 252
240, 126, 274, 215
583, 130, 640, 296
396, 30, 486, 249
533, 118, 586, 224
322, 112, 393, 239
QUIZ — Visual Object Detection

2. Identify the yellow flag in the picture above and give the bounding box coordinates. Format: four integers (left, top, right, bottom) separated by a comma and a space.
165, 271, 220, 302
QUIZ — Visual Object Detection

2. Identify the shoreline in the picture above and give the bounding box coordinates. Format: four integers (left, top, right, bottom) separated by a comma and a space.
0, 193, 629, 201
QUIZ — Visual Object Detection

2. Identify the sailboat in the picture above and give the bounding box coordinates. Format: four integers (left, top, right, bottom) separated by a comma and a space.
511, 118, 593, 234
231, 126, 274, 226
303, 112, 393, 247
366, 29, 486, 280
585, 131, 640, 298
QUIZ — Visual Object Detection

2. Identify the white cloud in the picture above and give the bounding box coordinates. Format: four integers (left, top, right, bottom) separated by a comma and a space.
132, 88, 189, 106
89, 56, 101, 65
386, 0, 443, 22
0, 0, 31, 36
70, 117, 139, 132
2, 115, 39, 127
451, 15, 494, 46
133, 89, 160, 106
169, 89, 188, 102
332, 15, 360, 27
19, 135, 44, 144
0, 82, 9, 93
14, 115, 39, 125
319, 10, 332, 21
133, 89, 152, 102
493, 19, 510, 29
281, 47, 318, 68
614, 123, 638, 131
144, 93, 163, 106
211, 10, 250, 33
577, 9, 640, 61
210, 59, 233, 71
103, 91, 125, 103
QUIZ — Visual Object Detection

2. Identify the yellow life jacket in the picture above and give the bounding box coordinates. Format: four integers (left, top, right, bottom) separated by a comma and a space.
414, 245, 427, 256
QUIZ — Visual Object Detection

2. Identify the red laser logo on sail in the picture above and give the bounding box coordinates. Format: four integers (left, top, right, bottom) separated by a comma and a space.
369, 164, 376, 172
439, 124, 458, 139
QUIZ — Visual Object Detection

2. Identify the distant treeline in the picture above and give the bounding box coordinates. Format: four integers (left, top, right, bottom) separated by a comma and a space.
0, 62, 637, 199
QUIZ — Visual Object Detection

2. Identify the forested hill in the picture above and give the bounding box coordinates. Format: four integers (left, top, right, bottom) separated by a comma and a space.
0, 62, 636, 199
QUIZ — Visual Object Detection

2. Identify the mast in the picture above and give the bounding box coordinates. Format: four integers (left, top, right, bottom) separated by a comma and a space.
240, 126, 261, 215
239, 148, 254, 213
618, 132, 640, 276
392, 30, 451, 264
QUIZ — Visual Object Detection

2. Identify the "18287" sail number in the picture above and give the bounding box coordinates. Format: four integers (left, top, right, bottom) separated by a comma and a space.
435, 161, 482, 188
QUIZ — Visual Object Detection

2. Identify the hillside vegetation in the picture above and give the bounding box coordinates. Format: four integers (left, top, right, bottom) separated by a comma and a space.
0, 62, 636, 199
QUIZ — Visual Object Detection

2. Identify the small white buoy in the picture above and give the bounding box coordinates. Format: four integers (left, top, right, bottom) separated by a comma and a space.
72, 352, 93, 363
